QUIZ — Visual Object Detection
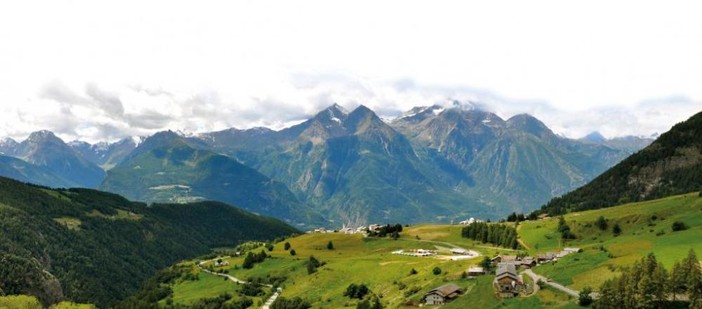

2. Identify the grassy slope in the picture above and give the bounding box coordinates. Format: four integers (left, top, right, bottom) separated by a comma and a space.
170, 232, 484, 308
164, 192, 702, 308
520, 192, 702, 290
168, 225, 581, 308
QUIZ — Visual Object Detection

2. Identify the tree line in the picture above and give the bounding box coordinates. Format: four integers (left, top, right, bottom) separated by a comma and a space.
595, 250, 702, 309
461, 222, 520, 249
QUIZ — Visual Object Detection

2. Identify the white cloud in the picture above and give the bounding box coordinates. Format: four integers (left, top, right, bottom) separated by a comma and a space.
0, 1, 700, 142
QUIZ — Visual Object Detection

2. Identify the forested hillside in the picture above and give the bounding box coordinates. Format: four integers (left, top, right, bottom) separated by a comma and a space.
0, 177, 297, 307
539, 111, 702, 215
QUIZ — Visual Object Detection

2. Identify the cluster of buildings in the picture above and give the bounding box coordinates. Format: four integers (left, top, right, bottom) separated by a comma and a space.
490, 248, 581, 298
457, 217, 484, 225
307, 224, 383, 235
491, 247, 581, 269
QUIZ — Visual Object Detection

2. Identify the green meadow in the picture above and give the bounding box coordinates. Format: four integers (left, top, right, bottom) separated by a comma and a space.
520, 192, 702, 290
164, 192, 702, 308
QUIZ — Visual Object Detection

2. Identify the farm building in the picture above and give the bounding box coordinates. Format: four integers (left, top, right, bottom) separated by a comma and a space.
466, 267, 486, 277
424, 283, 462, 305
536, 253, 556, 263
521, 257, 536, 268
494, 263, 522, 298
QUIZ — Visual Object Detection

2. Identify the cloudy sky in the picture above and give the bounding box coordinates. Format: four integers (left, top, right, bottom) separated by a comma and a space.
1, 1, 701, 143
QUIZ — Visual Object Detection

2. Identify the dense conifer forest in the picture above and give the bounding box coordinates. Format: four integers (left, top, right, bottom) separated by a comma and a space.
0, 177, 297, 307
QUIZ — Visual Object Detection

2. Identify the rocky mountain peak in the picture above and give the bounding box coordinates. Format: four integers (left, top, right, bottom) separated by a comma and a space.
506, 113, 554, 138
581, 131, 607, 143
26, 130, 63, 144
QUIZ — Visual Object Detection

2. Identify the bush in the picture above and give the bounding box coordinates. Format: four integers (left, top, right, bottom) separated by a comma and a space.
672, 221, 689, 231
307, 256, 322, 274
344, 283, 370, 299
432, 267, 442, 275
595, 216, 608, 231
612, 223, 622, 236
327, 241, 334, 250
284, 242, 291, 251
290, 249, 296, 256
409, 268, 417, 275
271, 297, 311, 309
578, 287, 593, 306
239, 283, 264, 296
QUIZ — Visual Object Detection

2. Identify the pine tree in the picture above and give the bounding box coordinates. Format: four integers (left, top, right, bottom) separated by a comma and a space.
670, 261, 686, 301
651, 261, 668, 303
686, 250, 702, 308
595, 279, 618, 309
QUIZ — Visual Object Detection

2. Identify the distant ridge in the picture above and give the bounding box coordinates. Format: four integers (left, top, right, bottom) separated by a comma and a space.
538, 110, 702, 215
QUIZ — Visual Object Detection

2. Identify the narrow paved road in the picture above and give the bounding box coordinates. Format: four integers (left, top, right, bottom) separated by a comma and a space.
522, 269, 579, 298
262, 289, 281, 309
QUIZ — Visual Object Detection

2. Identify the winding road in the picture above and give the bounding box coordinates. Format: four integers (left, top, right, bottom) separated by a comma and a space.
522, 269, 579, 297
198, 257, 279, 308
522, 269, 598, 299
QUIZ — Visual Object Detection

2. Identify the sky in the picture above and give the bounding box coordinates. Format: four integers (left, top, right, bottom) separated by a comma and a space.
0, 0, 701, 143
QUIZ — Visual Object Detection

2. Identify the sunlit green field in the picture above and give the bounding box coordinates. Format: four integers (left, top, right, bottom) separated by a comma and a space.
521, 192, 702, 290
165, 192, 702, 308
173, 231, 489, 308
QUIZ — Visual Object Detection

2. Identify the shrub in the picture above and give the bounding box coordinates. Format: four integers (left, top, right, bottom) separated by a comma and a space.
290, 249, 296, 256
344, 283, 370, 299
672, 221, 689, 231
578, 287, 593, 306
595, 216, 608, 231
271, 296, 311, 309
284, 242, 291, 251
432, 267, 442, 275
612, 223, 622, 236
327, 241, 334, 250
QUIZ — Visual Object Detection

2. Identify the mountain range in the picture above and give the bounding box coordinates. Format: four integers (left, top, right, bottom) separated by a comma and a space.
0, 104, 654, 226
538, 110, 702, 215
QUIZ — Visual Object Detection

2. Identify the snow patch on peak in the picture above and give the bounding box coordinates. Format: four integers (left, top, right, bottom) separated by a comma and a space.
175, 129, 195, 137
248, 127, 273, 134
131, 136, 145, 147
432, 107, 445, 116
400, 105, 444, 119
93, 141, 110, 152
